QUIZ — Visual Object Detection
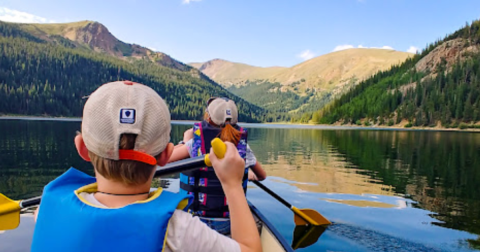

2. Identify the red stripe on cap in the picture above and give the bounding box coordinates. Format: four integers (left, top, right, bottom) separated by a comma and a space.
123, 81, 134, 85
118, 150, 156, 165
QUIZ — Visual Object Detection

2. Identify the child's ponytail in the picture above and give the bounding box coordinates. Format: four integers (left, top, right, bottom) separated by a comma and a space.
205, 111, 241, 145
219, 123, 241, 146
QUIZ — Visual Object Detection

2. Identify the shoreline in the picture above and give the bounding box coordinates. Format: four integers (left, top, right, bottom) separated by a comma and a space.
1, 115, 479, 132
0, 115, 197, 124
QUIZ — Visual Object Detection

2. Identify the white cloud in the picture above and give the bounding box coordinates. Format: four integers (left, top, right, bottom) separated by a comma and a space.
407, 46, 419, 54
333, 44, 354, 52
147, 47, 158, 52
0, 7, 55, 23
297, 49, 315, 61
333, 44, 394, 52
182, 0, 202, 4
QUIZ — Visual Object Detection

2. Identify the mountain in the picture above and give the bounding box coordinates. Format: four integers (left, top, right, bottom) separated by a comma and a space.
0, 20, 266, 122
190, 59, 287, 87
16, 21, 194, 71
314, 20, 480, 128
189, 62, 204, 69
192, 49, 411, 92
192, 49, 412, 115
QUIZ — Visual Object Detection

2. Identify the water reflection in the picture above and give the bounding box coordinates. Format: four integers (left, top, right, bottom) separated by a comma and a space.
1, 120, 480, 251
0, 120, 190, 199
247, 128, 480, 249
323, 199, 397, 208
248, 128, 397, 195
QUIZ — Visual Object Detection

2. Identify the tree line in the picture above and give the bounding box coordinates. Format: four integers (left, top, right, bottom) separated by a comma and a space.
304, 20, 480, 128
0, 22, 270, 122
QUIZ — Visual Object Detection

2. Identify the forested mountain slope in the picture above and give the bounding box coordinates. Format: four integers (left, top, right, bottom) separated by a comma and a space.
0, 21, 266, 122
312, 21, 480, 128
15, 21, 197, 73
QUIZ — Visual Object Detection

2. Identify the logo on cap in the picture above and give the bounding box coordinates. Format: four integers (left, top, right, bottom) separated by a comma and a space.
226, 109, 231, 116
120, 109, 136, 124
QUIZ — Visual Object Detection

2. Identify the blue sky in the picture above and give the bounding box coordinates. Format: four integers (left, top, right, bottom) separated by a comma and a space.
0, 0, 479, 67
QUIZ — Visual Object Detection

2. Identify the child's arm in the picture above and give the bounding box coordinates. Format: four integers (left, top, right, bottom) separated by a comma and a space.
246, 145, 267, 181
34, 207, 39, 222
249, 161, 266, 181
168, 144, 190, 163
209, 142, 262, 252
170, 128, 195, 161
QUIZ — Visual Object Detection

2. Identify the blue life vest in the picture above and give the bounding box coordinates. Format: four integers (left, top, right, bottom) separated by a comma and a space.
31, 168, 191, 252
180, 121, 248, 218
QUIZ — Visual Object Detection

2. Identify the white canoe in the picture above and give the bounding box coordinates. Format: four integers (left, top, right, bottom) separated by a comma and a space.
249, 202, 293, 252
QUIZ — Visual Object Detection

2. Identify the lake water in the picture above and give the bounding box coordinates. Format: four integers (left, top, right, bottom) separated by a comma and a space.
1, 119, 479, 251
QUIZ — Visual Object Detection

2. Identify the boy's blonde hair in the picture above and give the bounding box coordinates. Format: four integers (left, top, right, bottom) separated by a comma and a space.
89, 134, 157, 186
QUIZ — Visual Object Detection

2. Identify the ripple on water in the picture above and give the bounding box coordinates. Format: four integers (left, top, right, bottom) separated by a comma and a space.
248, 178, 477, 252
2, 122, 480, 251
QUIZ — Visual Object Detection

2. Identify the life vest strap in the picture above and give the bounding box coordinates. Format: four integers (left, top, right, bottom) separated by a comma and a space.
198, 205, 230, 212
193, 210, 230, 218
180, 170, 249, 195
180, 182, 225, 195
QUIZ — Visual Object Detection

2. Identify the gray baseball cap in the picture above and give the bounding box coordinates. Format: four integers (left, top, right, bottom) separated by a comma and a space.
82, 81, 171, 164
206, 97, 238, 126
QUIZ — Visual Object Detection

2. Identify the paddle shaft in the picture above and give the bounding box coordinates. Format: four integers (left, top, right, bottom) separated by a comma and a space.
252, 180, 322, 226
15, 155, 208, 209
155, 137, 225, 176
252, 181, 292, 208
19, 196, 42, 208
155, 155, 205, 177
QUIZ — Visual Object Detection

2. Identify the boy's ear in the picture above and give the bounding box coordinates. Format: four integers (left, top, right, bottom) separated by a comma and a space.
157, 143, 174, 166
74, 134, 91, 162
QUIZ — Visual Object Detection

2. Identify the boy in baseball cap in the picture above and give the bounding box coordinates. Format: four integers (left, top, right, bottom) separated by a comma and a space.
31, 81, 261, 252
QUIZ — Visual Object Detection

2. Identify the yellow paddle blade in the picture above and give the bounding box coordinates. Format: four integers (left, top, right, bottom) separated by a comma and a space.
0, 193, 21, 230
292, 225, 326, 249
293, 208, 331, 226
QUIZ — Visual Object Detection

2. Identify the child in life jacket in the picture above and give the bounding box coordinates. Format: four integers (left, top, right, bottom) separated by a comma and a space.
31, 81, 261, 252
179, 126, 265, 181
168, 97, 267, 235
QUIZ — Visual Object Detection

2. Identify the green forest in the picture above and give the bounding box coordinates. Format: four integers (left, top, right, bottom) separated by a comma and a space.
227, 81, 310, 121
305, 21, 480, 128
0, 22, 267, 122
228, 81, 335, 122
3, 18, 480, 127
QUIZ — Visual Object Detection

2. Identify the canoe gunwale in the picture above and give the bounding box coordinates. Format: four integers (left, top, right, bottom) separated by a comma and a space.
248, 201, 294, 252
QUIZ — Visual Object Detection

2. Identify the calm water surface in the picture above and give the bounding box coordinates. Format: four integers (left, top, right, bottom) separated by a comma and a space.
1, 119, 479, 251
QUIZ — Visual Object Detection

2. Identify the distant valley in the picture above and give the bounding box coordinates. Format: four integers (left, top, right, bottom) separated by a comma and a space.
190, 49, 412, 116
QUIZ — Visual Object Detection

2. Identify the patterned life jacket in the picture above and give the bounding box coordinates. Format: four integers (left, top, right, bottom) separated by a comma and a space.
180, 120, 248, 218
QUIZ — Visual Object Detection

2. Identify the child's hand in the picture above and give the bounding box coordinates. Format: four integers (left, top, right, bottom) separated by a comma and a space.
248, 169, 258, 181
209, 141, 245, 189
